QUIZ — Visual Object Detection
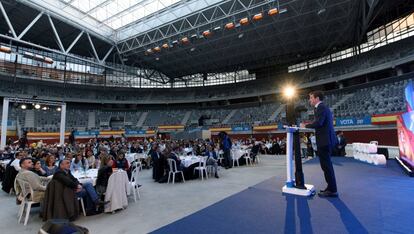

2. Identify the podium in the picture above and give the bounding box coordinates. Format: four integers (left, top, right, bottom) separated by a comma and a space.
282, 126, 315, 196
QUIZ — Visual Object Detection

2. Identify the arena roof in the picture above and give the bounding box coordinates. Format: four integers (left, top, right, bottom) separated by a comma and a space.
0, 0, 413, 82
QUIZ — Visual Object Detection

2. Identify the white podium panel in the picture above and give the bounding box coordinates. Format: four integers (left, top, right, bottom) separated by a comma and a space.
283, 184, 315, 196
282, 126, 315, 197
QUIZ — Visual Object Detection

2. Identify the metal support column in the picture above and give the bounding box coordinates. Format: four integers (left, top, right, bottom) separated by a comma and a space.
1, 98, 10, 150
59, 103, 66, 146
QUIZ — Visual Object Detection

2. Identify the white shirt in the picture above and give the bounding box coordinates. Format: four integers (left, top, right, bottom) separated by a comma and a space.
315, 101, 322, 108
11, 158, 21, 171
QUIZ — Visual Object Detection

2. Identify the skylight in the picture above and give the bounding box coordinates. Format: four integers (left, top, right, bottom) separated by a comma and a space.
60, 0, 182, 30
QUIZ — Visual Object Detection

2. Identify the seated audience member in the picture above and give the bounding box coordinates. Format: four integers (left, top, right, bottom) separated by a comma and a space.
204, 144, 219, 178
0, 148, 13, 160
169, 146, 183, 171
15, 157, 50, 203
95, 154, 113, 197
65, 152, 74, 161
32, 159, 47, 177
113, 152, 129, 171
70, 153, 89, 172
43, 154, 58, 176
56, 147, 65, 161
2, 151, 24, 193
11, 151, 25, 171
85, 150, 95, 169
53, 159, 105, 213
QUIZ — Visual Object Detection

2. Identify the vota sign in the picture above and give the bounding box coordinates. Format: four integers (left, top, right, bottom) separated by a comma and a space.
335, 116, 371, 126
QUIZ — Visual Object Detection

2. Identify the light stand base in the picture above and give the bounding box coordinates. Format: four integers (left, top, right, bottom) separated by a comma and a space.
282, 184, 315, 196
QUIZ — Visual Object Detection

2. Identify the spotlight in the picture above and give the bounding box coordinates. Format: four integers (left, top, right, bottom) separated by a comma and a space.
42, 106, 48, 110
0, 46, 12, 54
239, 17, 249, 25
283, 86, 296, 99
34, 104, 41, 109
21, 104, 27, 110
202, 30, 212, 38
268, 8, 279, 16
253, 13, 263, 21
225, 22, 235, 30
57, 107, 61, 111
181, 37, 189, 44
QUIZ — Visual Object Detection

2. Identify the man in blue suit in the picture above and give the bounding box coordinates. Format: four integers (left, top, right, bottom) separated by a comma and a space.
301, 91, 338, 197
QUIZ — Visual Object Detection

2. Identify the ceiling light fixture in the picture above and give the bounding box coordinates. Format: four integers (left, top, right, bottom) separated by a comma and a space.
225, 22, 235, 30
268, 8, 279, 16
253, 13, 263, 21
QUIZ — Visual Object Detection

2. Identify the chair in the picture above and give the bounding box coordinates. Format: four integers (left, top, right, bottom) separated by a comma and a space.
105, 170, 129, 212
78, 198, 86, 216
217, 150, 224, 165
132, 160, 143, 172
130, 168, 141, 202
16, 178, 40, 225
243, 149, 252, 166
231, 150, 240, 167
167, 159, 185, 184
193, 157, 208, 180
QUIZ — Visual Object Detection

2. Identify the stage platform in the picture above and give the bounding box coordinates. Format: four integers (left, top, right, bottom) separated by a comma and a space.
152, 157, 413, 234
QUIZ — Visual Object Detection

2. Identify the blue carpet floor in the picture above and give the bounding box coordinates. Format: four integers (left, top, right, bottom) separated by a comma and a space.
152, 157, 414, 234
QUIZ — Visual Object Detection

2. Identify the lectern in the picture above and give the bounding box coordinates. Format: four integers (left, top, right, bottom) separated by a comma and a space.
282, 126, 315, 196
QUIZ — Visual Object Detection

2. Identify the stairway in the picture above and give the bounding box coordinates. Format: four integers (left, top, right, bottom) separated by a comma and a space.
137, 112, 148, 127
87, 112, 96, 129
222, 109, 237, 124
268, 104, 285, 121
181, 111, 192, 125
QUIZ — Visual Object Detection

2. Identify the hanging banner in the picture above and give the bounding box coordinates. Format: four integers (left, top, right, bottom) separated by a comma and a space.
231, 126, 251, 132
125, 130, 146, 135
335, 116, 371, 126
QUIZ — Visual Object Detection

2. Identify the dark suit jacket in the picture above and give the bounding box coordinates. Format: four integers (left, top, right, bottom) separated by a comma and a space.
337, 135, 347, 156
305, 102, 338, 149
204, 150, 218, 160
53, 169, 80, 190
42, 179, 79, 221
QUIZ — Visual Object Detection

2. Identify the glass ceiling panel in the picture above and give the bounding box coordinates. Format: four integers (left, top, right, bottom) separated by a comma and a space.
59, 0, 183, 30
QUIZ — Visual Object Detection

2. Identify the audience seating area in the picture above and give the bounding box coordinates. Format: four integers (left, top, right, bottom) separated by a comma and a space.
0, 77, 411, 131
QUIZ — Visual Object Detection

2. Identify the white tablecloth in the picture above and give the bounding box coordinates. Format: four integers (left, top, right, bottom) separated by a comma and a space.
231, 149, 247, 160
179, 156, 201, 168
73, 169, 98, 186
126, 153, 148, 164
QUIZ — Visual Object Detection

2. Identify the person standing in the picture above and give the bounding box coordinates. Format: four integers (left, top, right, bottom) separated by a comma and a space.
219, 132, 232, 169
336, 131, 347, 157
301, 91, 338, 197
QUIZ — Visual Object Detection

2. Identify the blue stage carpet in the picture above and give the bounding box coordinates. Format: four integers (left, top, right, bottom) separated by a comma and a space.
151, 157, 413, 234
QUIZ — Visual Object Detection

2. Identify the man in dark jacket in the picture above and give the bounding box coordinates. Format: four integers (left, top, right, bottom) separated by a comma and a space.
219, 132, 232, 169
54, 159, 104, 211
335, 131, 347, 156
150, 143, 164, 181
301, 91, 338, 197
